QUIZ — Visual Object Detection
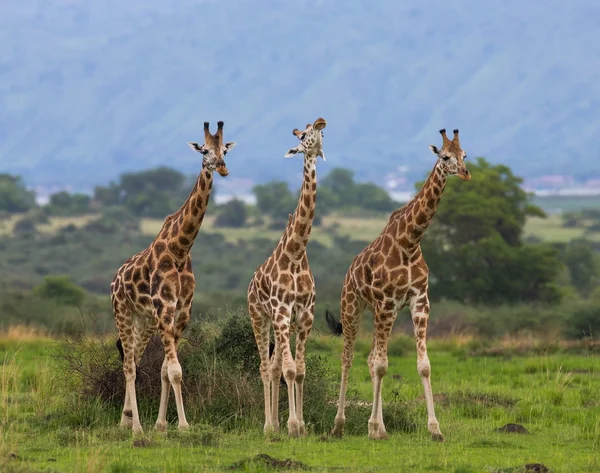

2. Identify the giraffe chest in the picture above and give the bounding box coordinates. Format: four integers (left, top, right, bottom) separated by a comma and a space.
253, 266, 315, 313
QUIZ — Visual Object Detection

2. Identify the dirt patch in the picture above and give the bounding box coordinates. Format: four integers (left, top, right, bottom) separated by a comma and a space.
524, 464, 549, 473
132, 438, 152, 448
228, 454, 310, 471
491, 463, 549, 473
495, 423, 529, 434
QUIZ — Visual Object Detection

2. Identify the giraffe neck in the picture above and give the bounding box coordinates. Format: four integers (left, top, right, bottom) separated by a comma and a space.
392, 161, 447, 248
161, 166, 214, 261
283, 156, 318, 259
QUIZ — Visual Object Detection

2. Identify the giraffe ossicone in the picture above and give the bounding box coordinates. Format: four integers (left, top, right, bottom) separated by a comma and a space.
110, 121, 236, 436
248, 117, 326, 438
326, 128, 471, 442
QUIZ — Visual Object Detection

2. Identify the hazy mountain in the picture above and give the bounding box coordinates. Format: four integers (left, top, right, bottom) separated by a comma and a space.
1, 0, 599, 193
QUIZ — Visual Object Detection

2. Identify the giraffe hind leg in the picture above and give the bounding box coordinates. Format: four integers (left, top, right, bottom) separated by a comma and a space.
250, 302, 274, 434
294, 305, 314, 437
330, 289, 365, 438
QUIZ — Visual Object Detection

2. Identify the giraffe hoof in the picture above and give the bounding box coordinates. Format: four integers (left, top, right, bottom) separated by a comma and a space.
178, 422, 190, 431
368, 431, 389, 440
154, 422, 168, 432
287, 420, 300, 438
298, 422, 307, 437
132, 425, 144, 437
432, 432, 445, 442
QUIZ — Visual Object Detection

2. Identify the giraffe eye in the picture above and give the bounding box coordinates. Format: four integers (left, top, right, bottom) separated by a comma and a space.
223, 150, 228, 156
442, 155, 450, 161
201, 149, 209, 155
300, 133, 306, 140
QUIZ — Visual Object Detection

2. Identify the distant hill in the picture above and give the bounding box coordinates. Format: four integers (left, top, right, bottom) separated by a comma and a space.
1, 0, 599, 193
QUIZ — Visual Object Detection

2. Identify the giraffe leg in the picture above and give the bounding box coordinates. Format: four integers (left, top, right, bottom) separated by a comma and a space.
331, 287, 364, 438
114, 305, 143, 434
250, 302, 274, 434
155, 301, 191, 432
155, 357, 170, 432
120, 382, 132, 429
367, 310, 395, 440
120, 336, 144, 435
294, 306, 314, 437
157, 301, 189, 431
270, 339, 282, 433
410, 293, 444, 441
273, 312, 299, 437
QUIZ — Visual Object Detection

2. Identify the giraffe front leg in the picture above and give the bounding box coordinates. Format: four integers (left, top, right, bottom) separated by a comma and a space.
273, 312, 299, 438
294, 307, 314, 437
121, 339, 144, 435
157, 302, 189, 431
155, 357, 169, 432
410, 293, 444, 442
250, 303, 274, 435
270, 340, 282, 433
367, 310, 395, 440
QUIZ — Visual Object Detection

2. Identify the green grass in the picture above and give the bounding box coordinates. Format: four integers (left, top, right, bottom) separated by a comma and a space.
524, 215, 600, 243
2, 334, 599, 472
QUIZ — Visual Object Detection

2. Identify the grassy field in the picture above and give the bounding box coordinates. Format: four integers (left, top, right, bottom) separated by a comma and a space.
1, 329, 599, 473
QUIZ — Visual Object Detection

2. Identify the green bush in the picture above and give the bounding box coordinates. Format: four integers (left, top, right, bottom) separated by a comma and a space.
214, 199, 247, 228
55, 309, 417, 434
34, 275, 86, 307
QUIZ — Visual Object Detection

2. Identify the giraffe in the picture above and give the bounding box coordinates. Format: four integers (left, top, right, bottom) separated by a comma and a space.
325, 129, 470, 442
110, 121, 236, 435
248, 117, 327, 438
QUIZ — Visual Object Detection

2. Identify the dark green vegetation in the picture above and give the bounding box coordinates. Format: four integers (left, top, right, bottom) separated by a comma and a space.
1, 160, 600, 339
3, 1, 599, 188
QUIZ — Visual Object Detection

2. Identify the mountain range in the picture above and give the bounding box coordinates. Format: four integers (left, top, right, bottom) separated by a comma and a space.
1, 0, 599, 195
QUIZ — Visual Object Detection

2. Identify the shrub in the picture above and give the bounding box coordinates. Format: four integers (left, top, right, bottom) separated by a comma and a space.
214, 199, 247, 228
55, 309, 417, 434
34, 275, 86, 307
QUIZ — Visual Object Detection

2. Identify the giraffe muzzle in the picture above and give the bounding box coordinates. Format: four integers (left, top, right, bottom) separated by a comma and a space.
216, 165, 229, 177
458, 168, 471, 181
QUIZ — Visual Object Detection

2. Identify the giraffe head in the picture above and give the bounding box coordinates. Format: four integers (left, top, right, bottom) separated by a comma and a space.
284, 118, 327, 160
429, 129, 471, 181
188, 121, 236, 177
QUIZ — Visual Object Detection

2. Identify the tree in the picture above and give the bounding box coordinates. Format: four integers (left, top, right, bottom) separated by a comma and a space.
421, 158, 562, 304
420, 158, 546, 247
34, 275, 86, 306
214, 199, 248, 228
0, 174, 36, 213
92, 167, 189, 218
560, 239, 600, 297
320, 167, 398, 213
253, 181, 296, 222
47, 191, 91, 216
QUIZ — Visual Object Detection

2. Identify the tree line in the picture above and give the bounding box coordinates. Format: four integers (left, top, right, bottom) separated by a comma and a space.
1, 160, 599, 338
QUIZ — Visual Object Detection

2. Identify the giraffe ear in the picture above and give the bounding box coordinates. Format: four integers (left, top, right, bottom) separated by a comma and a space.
224, 142, 236, 151
284, 147, 301, 158
189, 142, 208, 154
429, 145, 440, 156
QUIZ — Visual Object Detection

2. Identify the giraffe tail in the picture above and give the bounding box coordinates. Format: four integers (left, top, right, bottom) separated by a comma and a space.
116, 338, 124, 363
325, 309, 343, 336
